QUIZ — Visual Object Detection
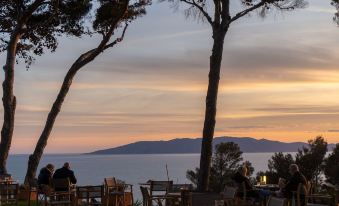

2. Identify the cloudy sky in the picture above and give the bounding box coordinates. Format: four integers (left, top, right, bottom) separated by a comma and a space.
1, 0, 339, 153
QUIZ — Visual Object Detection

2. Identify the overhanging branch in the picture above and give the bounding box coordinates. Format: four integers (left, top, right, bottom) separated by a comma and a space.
180, 0, 213, 26
230, 1, 265, 23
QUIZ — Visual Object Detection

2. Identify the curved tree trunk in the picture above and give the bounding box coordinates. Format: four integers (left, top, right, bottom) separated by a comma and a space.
24, 0, 130, 185
0, 31, 21, 175
24, 52, 98, 185
197, 28, 227, 192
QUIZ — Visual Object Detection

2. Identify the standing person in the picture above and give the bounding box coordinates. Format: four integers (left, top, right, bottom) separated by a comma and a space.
53, 162, 77, 185
38, 163, 54, 186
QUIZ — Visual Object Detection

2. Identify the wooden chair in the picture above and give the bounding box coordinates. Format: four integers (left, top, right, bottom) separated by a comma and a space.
189, 192, 223, 206
235, 182, 256, 206
52, 178, 72, 192
45, 178, 75, 206
222, 186, 238, 206
0, 183, 19, 206
267, 197, 287, 206
293, 183, 333, 206
104, 177, 133, 206
149, 181, 173, 197
140, 186, 176, 206
76, 185, 104, 206
169, 184, 193, 193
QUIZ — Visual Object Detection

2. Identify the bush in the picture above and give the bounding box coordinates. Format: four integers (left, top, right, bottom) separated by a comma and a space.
324, 144, 339, 185
187, 142, 253, 192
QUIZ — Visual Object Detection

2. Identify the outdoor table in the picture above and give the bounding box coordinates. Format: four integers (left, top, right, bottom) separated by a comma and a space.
254, 184, 280, 191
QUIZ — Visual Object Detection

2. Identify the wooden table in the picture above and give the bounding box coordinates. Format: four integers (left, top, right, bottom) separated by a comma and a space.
254, 184, 280, 191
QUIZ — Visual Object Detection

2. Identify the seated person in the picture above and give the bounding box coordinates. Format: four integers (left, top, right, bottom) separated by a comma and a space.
38, 163, 54, 186
53, 162, 77, 191
280, 164, 307, 198
232, 166, 260, 199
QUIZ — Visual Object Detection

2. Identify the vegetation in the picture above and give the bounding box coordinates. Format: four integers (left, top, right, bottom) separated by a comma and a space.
324, 144, 339, 185
258, 136, 333, 188
295, 136, 327, 187
187, 142, 254, 192
257, 152, 294, 184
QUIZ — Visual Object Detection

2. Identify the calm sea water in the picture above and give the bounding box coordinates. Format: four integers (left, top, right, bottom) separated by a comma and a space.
6, 153, 279, 200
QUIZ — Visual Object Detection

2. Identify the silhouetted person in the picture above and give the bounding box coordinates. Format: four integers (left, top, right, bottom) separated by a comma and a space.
38, 163, 54, 186
53, 162, 77, 185
232, 166, 260, 199
281, 164, 307, 198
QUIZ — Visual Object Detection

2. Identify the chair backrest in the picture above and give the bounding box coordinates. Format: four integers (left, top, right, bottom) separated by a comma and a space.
267, 197, 287, 206
190, 193, 223, 206
52, 178, 70, 191
170, 184, 193, 192
77, 185, 104, 205
235, 182, 247, 200
140, 186, 151, 206
150, 180, 173, 196
296, 183, 308, 206
0, 183, 19, 204
223, 186, 237, 199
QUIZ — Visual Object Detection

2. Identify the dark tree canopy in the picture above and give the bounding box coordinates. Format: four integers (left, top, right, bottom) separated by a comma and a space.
257, 152, 295, 184
295, 136, 328, 184
332, 0, 339, 25
187, 142, 253, 192
0, 0, 92, 66
324, 144, 339, 185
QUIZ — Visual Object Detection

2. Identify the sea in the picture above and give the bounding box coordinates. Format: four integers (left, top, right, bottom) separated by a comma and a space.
6, 153, 284, 201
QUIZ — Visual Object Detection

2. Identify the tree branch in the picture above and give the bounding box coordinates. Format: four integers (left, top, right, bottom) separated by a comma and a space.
103, 23, 129, 51
230, 1, 265, 23
180, 0, 213, 26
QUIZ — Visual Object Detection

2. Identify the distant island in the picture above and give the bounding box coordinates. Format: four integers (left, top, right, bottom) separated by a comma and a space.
88, 136, 336, 154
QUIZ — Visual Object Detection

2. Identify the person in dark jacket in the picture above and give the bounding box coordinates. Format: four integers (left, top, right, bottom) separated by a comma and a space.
282, 164, 307, 198
38, 163, 54, 186
53, 162, 77, 185
232, 166, 260, 199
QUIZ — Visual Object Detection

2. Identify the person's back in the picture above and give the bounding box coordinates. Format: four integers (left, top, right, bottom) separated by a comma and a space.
53, 162, 77, 184
38, 164, 54, 186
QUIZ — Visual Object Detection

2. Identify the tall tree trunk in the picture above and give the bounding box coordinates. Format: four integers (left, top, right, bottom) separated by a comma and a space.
24, 54, 94, 185
197, 28, 227, 192
0, 31, 21, 175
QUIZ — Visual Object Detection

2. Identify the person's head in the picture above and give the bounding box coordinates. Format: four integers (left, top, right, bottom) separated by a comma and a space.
46, 164, 54, 172
289, 164, 299, 175
238, 165, 247, 176
63, 162, 70, 170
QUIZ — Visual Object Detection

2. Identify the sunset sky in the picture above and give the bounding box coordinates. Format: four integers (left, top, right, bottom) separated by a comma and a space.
1, 0, 339, 153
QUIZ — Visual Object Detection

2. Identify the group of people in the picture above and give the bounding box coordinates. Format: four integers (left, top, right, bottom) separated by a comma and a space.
38, 162, 77, 190
232, 164, 307, 202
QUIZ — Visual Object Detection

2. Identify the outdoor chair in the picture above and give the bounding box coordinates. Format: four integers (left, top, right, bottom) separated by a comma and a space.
76, 185, 104, 206
189, 192, 223, 206
235, 182, 257, 206
292, 183, 333, 206
0, 182, 19, 206
104, 177, 133, 206
46, 190, 72, 206
140, 186, 176, 206
44, 178, 75, 206
149, 181, 173, 198
169, 184, 193, 193
267, 197, 287, 206
222, 186, 238, 206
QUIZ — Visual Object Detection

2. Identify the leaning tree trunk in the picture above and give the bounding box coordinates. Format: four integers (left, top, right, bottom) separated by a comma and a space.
0, 31, 21, 175
24, 0, 129, 183
197, 28, 227, 192
24, 53, 97, 185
